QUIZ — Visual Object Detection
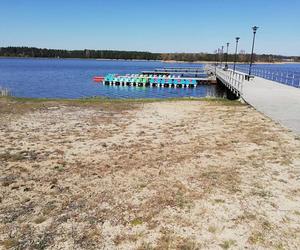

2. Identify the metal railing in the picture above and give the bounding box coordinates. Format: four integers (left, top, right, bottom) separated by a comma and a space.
0, 87, 11, 97
206, 64, 244, 97
229, 65, 300, 88
216, 68, 244, 96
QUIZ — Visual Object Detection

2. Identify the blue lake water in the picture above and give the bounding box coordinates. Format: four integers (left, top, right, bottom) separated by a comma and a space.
1, 58, 299, 99
0, 58, 222, 99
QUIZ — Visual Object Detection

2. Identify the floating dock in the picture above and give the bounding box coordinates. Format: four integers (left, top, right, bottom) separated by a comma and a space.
157, 67, 205, 71
102, 74, 198, 88
152, 67, 205, 73
93, 67, 216, 88
142, 71, 206, 76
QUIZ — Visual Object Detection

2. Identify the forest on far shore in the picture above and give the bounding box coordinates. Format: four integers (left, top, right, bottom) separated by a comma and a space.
1, 47, 299, 62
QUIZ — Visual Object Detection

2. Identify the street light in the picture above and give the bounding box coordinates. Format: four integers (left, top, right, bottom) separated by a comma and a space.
214, 49, 218, 74
248, 26, 259, 77
225, 42, 229, 69
233, 37, 240, 72
214, 49, 218, 66
220, 45, 224, 68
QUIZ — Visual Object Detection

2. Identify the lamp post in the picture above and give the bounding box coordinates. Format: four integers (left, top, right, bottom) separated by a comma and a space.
233, 37, 240, 72
214, 50, 218, 66
220, 45, 224, 68
214, 49, 218, 74
225, 42, 229, 69
248, 26, 259, 77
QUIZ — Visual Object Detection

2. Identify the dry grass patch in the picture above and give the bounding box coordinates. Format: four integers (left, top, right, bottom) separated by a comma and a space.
0, 99, 300, 249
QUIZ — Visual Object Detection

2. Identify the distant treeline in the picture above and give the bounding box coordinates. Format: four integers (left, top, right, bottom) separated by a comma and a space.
0, 47, 299, 62
0, 47, 159, 60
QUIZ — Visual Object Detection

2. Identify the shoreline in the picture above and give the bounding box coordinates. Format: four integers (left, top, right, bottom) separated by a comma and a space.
0, 96, 239, 104
0, 56, 299, 64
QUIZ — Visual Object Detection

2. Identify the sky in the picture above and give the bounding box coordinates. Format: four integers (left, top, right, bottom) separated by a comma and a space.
0, 0, 299, 56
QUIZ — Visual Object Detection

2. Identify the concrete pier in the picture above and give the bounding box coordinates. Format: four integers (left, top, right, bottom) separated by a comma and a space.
209, 65, 300, 134
242, 76, 300, 134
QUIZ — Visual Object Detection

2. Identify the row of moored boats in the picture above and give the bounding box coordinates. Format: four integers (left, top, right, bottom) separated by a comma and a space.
93, 74, 198, 88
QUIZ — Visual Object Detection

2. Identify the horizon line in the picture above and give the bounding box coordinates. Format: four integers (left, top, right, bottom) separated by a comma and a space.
0, 46, 298, 57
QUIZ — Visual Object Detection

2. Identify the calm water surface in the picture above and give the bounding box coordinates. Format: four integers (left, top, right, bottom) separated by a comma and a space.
2, 59, 298, 98
0, 58, 222, 99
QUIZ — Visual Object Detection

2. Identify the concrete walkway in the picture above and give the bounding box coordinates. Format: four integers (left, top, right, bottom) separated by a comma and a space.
242, 76, 300, 134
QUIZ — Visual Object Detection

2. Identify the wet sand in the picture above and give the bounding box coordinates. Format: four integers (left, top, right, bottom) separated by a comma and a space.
0, 98, 300, 249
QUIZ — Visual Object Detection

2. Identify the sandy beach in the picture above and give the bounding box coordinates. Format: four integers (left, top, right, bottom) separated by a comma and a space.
0, 98, 300, 249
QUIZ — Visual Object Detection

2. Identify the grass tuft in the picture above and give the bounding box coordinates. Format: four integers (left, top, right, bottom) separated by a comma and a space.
0, 239, 19, 249
130, 218, 143, 226
219, 239, 236, 249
